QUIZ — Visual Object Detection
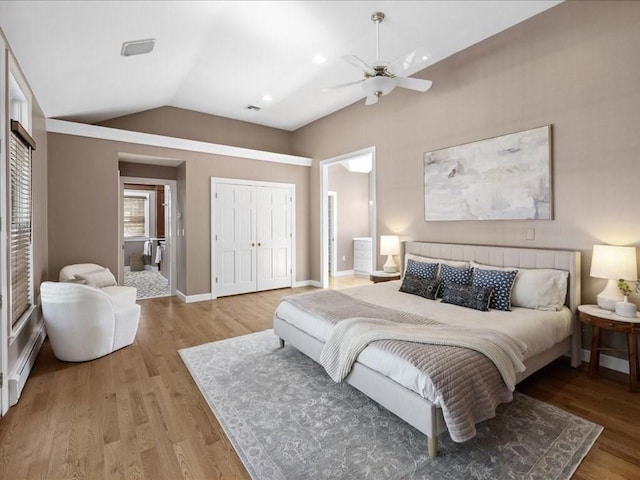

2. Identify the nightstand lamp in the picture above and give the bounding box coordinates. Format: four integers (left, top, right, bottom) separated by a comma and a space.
590, 244, 638, 310
380, 235, 400, 273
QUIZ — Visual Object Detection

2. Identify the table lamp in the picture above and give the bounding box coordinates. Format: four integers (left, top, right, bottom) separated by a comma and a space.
590, 244, 638, 310
380, 235, 400, 273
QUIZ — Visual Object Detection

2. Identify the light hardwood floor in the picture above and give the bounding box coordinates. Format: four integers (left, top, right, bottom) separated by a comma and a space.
1, 282, 639, 479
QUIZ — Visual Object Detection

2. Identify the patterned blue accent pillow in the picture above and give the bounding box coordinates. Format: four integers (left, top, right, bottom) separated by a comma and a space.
399, 273, 441, 300
405, 259, 438, 280
441, 283, 494, 311
472, 268, 518, 311
437, 264, 473, 297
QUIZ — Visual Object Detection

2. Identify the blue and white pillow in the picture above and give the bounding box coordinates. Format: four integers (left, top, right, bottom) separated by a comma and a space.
405, 259, 438, 280
472, 268, 518, 311
437, 264, 473, 297
441, 283, 494, 311
399, 273, 441, 300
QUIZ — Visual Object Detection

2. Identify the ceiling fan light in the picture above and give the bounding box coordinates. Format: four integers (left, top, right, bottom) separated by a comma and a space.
362, 76, 396, 97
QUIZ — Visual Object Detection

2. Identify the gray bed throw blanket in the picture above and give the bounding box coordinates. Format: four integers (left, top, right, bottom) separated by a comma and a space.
319, 317, 526, 391
281, 290, 528, 442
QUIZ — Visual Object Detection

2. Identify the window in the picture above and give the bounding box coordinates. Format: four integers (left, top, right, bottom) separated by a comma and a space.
123, 191, 150, 238
9, 121, 35, 327
8, 65, 34, 329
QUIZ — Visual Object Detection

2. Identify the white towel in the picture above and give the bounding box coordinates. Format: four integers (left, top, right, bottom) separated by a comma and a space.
154, 244, 163, 264
143, 240, 152, 256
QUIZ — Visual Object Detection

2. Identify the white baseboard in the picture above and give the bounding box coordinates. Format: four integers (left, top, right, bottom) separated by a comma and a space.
176, 290, 213, 303
581, 348, 630, 374
333, 270, 355, 277
292, 280, 320, 288
9, 320, 46, 406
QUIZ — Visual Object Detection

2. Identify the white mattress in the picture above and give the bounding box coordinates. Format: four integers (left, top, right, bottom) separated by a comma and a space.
275, 280, 573, 405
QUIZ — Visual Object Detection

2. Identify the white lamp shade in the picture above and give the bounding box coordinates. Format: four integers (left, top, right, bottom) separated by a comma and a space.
380, 235, 400, 256
591, 244, 638, 310
590, 244, 638, 281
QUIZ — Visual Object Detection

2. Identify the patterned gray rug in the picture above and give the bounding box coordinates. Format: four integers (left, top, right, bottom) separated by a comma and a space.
179, 330, 602, 480
124, 270, 170, 299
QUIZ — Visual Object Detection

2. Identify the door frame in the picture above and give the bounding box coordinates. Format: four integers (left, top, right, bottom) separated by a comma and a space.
320, 147, 377, 289
210, 177, 296, 299
118, 176, 178, 296
327, 191, 337, 277
0, 34, 7, 415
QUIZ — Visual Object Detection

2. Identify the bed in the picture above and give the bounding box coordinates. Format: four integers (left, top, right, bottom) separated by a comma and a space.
273, 242, 582, 457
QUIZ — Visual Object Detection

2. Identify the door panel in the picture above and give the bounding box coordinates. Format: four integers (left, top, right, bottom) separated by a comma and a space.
213, 181, 292, 297
215, 184, 256, 296
256, 186, 292, 290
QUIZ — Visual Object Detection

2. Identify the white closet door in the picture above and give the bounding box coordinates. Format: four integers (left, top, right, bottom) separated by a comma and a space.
214, 183, 256, 296
256, 186, 292, 290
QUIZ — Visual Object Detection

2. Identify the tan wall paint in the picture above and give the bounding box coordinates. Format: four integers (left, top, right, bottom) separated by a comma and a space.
47, 133, 309, 296
118, 161, 180, 180
292, 1, 640, 308
99, 106, 294, 155
328, 165, 370, 272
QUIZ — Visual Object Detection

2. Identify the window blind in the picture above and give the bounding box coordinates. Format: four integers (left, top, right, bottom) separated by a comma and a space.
9, 120, 35, 327
123, 195, 147, 237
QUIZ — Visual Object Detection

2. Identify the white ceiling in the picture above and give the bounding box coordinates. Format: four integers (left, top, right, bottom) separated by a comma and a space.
0, 1, 561, 131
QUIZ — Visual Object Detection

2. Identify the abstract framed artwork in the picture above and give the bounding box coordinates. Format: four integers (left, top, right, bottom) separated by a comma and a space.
424, 125, 552, 221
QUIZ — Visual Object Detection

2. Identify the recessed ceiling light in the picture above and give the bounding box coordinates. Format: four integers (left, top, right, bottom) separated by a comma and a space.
261, 95, 273, 102
312, 54, 326, 64
121, 38, 156, 57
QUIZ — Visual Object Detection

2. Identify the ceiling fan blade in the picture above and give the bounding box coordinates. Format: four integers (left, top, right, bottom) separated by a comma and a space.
395, 77, 433, 93
322, 79, 365, 92
365, 94, 379, 106
342, 54, 374, 74
387, 47, 431, 75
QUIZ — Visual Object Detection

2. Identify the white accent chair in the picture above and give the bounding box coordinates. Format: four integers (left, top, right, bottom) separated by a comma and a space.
40, 281, 141, 362
59, 263, 137, 305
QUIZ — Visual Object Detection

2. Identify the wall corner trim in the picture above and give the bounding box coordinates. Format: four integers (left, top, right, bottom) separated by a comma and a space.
46, 118, 313, 167
175, 290, 213, 304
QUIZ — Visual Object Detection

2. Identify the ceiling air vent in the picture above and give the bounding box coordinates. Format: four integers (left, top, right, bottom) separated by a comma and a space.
245, 105, 262, 112
121, 38, 156, 57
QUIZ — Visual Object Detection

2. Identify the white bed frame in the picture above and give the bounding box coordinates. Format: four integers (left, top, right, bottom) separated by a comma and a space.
273, 242, 582, 457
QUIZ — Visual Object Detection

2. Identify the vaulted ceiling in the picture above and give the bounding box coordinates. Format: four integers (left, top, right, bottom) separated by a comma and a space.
0, 1, 561, 131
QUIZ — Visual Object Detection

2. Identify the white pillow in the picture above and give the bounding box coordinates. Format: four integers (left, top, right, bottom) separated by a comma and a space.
404, 253, 468, 271
471, 261, 568, 311
75, 267, 117, 288
511, 268, 568, 311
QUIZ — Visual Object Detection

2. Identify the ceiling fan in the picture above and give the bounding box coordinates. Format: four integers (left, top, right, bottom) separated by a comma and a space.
327, 12, 433, 105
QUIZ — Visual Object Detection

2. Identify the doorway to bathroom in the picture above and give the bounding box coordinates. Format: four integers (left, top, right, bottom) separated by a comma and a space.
119, 175, 177, 299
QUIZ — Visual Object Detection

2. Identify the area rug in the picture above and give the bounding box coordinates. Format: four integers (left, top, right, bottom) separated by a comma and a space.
179, 330, 602, 480
124, 270, 170, 299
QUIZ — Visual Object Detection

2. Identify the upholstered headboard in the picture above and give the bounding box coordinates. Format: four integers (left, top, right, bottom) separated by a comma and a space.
404, 242, 581, 312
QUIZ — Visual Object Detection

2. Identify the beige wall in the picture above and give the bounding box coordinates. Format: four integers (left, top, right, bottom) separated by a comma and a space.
328, 164, 370, 272
119, 161, 180, 180
99, 106, 295, 155
293, 1, 640, 308
47, 133, 310, 296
